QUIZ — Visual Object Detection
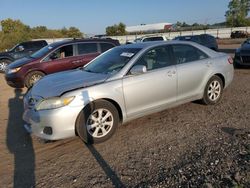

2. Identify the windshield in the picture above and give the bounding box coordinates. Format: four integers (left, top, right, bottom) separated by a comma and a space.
30, 45, 53, 59
8, 44, 19, 52
84, 47, 142, 74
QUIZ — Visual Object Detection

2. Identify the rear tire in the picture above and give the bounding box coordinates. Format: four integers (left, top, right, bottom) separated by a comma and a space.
0, 59, 11, 73
76, 100, 119, 144
202, 75, 223, 105
24, 71, 45, 88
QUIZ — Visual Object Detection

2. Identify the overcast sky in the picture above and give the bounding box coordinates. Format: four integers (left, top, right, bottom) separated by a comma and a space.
0, 0, 229, 34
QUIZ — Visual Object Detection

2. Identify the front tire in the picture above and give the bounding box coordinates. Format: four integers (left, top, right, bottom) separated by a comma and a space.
0, 59, 11, 73
202, 75, 223, 105
76, 100, 119, 144
24, 71, 45, 88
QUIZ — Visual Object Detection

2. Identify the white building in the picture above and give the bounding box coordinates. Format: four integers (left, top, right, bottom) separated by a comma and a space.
126, 22, 172, 33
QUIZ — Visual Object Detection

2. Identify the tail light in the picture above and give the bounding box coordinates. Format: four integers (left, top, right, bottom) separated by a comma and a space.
228, 57, 233, 64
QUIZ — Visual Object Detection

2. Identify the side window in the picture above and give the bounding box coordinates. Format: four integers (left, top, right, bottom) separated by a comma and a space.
46, 45, 73, 61
143, 37, 164, 42
172, 44, 208, 64
77, 43, 98, 55
14, 43, 28, 52
100, 43, 115, 52
32, 41, 46, 48
134, 46, 172, 71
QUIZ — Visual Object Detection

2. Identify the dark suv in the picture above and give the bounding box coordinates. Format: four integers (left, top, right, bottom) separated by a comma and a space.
173, 34, 218, 51
5, 38, 120, 88
231, 31, 250, 39
0, 40, 48, 73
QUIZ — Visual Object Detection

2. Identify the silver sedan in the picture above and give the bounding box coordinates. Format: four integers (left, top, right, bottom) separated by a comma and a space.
23, 41, 234, 144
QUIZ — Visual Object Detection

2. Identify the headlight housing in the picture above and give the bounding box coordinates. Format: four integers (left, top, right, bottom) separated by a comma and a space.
7, 67, 21, 74
35, 96, 75, 111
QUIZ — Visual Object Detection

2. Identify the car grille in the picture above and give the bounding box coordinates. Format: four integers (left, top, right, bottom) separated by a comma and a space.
241, 56, 250, 63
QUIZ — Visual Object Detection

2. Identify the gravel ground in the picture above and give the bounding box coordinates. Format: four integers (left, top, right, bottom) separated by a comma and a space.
0, 49, 249, 187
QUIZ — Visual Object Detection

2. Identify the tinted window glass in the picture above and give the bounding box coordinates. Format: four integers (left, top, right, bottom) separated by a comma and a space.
190, 36, 201, 43
32, 41, 47, 48
20, 43, 30, 49
84, 47, 141, 74
143, 37, 164, 42
134, 46, 172, 71
172, 44, 208, 64
45, 45, 73, 61
77, 43, 98, 55
100, 43, 115, 52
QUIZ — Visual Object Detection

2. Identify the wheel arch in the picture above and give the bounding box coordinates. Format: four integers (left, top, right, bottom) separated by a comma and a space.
0, 56, 14, 62
214, 73, 225, 88
24, 69, 47, 78
74, 98, 124, 136
24, 70, 47, 88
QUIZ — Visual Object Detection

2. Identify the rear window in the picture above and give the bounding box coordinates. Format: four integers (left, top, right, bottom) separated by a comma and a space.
32, 41, 47, 48
143, 37, 164, 42
77, 43, 98, 55
100, 43, 115, 52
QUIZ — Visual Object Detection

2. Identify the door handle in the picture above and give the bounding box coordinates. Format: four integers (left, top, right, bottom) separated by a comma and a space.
167, 70, 176, 77
72, 60, 82, 64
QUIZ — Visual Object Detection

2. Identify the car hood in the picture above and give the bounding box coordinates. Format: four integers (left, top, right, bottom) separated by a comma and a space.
8, 57, 34, 68
31, 69, 109, 98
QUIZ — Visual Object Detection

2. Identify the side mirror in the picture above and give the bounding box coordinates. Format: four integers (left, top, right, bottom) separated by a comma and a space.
17, 45, 24, 52
130, 65, 147, 75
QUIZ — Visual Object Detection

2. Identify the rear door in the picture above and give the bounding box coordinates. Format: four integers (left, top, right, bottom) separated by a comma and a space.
72, 42, 100, 68
171, 44, 211, 101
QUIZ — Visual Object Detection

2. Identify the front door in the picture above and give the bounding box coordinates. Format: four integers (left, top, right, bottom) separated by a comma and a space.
122, 45, 177, 118
42, 44, 75, 74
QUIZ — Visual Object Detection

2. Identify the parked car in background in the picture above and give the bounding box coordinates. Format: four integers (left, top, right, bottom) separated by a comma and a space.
173, 34, 218, 51
0, 40, 48, 73
126, 35, 168, 44
23, 41, 234, 144
5, 38, 120, 88
234, 38, 250, 67
230, 31, 250, 39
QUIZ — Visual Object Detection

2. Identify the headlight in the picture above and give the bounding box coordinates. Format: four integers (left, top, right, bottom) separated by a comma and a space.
35, 96, 75, 111
7, 67, 21, 74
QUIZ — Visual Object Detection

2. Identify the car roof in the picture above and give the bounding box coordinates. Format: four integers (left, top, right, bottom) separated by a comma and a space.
117, 40, 219, 57
49, 38, 119, 48
120, 40, 193, 48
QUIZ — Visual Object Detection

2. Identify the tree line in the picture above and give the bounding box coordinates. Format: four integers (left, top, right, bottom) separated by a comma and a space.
0, 18, 83, 51
1, 0, 249, 50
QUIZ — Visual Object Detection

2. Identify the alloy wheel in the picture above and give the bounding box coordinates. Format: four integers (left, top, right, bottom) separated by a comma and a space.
86, 108, 114, 138
29, 74, 43, 85
208, 80, 221, 101
0, 62, 8, 72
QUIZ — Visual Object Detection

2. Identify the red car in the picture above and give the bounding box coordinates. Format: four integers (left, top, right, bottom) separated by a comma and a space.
5, 38, 120, 88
